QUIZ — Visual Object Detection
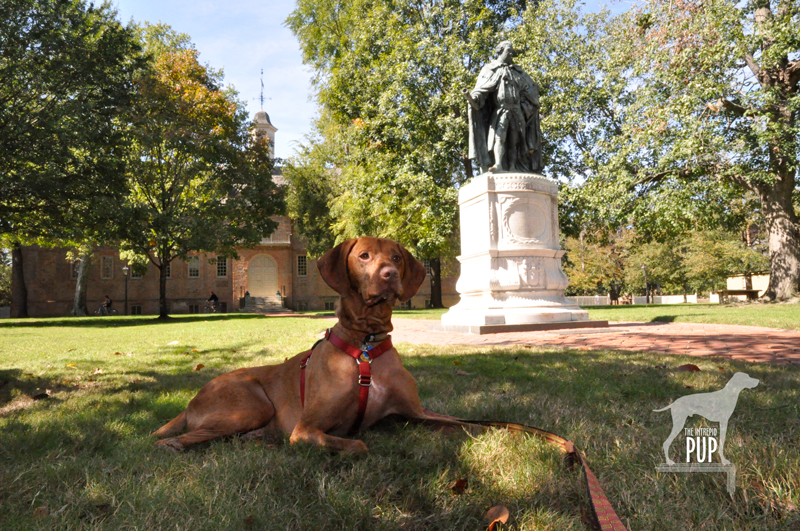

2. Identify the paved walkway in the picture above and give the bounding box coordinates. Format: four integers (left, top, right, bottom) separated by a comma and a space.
386, 319, 800, 365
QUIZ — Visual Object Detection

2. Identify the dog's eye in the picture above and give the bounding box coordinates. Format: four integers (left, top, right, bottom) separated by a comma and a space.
392, 255, 401, 262
359, 252, 369, 260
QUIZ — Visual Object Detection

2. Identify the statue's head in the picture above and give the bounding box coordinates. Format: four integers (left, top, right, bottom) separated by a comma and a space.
495, 41, 516, 62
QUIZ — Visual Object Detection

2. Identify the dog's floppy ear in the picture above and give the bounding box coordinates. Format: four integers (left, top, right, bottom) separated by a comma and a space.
398, 245, 427, 303
317, 238, 358, 295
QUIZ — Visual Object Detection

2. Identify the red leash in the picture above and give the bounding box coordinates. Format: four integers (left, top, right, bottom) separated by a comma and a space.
299, 329, 393, 434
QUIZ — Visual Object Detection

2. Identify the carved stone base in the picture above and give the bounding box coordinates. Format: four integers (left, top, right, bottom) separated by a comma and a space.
442, 171, 596, 331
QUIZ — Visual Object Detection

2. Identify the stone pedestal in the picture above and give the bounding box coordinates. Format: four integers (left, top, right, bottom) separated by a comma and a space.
440, 172, 598, 332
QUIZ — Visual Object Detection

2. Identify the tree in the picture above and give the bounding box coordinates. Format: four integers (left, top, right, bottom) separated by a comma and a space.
118, 26, 282, 319
0, 0, 142, 317
0, 247, 11, 308
563, 229, 627, 297
616, 0, 800, 299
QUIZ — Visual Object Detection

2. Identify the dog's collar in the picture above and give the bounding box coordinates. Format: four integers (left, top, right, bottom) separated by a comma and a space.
324, 328, 393, 363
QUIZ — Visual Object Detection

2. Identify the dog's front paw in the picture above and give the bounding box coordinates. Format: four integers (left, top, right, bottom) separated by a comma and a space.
345, 439, 369, 455
155, 438, 185, 452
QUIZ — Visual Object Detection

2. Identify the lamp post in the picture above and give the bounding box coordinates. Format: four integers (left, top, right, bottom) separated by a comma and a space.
122, 265, 129, 316
641, 264, 648, 307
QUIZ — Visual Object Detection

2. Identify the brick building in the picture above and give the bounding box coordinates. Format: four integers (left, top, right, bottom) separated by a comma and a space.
12, 110, 458, 317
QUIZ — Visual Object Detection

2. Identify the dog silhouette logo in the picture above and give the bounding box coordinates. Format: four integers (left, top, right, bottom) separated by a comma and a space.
654, 372, 759, 465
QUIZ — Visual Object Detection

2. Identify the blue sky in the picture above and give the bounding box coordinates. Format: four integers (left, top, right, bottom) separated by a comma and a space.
112, 0, 630, 160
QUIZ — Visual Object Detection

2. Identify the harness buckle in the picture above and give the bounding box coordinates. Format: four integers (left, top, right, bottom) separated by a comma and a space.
359, 375, 372, 387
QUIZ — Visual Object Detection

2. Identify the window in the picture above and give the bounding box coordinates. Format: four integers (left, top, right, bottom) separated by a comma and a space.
131, 266, 143, 279
297, 255, 308, 277
295, 301, 308, 311
189, 304, 200, 314
425, 299, 432, 309
423, 259, 432, 276
164, 263, 171, 278
101, 256, 114, 279
188, 257, 200, 278
216, 256, 227, 278
324, 301, 335, 311
71, 260, 80, 279
131, 305, 143, 315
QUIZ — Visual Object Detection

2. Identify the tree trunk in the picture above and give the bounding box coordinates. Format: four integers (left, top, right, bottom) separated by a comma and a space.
10, 243, 28, 318
158, 249, 170, 319
759, 185, 800, 300
72, 253, 91, 316
429, 257, 444, 308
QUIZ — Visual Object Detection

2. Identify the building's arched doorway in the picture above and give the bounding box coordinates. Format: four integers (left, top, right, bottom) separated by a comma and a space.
248, 255, 278, 297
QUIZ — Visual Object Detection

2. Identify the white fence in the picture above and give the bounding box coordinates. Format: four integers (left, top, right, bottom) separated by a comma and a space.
566, 296, 610, 306
568, 295, 698, 306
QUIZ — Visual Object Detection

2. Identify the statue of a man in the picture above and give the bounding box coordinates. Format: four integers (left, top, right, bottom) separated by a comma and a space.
465, 41, 543, 174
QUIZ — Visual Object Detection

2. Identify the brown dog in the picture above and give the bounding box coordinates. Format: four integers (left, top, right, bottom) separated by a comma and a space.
152, 237, 458, 454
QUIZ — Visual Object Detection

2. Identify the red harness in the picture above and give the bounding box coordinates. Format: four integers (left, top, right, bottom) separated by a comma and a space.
299, 328, 393, 434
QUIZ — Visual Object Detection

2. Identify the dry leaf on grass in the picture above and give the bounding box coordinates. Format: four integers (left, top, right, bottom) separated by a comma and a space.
455, 369, 472, 376
192, 349, 199, 352
453, 361, 461, 365
675, 363, 701, 372
167, 341, 179, 346
449, 478, 468, 494
93, 368, 103, 375
485, 505, 509, 530
33, 506, 48, 518
243, 515, 256, 526
194, 364, 205, 371
114, 352, 123, 356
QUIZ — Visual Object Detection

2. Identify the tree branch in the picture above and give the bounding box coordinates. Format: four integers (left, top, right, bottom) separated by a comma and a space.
744, 54, 763, 85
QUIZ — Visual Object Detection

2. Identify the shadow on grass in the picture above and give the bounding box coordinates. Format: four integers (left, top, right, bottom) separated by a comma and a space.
1, 346, 798, 529
0, 313, 266, 329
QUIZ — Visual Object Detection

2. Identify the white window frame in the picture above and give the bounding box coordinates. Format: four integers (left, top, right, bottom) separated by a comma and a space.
101, 256, 114, 280
188, 257, 200, 278
423, 259, 432, 276
216, 255, 228, 278
130, 266, 143, 279
164, 263, 171, 279
297, 255, 308, 277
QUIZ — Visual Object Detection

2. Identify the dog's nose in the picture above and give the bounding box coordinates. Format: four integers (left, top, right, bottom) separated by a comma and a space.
380, 265, 399, 281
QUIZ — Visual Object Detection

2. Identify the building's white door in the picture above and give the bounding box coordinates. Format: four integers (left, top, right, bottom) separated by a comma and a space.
248, 255, 278, 297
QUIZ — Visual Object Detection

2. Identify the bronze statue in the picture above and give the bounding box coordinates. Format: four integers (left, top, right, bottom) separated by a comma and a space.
465, 41, 543, 174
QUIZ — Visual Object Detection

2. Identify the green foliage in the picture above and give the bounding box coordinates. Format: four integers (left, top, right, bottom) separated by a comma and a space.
562, 231, 626, 296
0, 0, 142, 240
0, 248, 10, 307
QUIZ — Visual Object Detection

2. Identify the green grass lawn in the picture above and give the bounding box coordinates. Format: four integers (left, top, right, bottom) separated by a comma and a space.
1, 315, 798, 530
389, 303, 800, 330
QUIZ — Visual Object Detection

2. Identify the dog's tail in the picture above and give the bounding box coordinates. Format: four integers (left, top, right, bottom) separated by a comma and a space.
151, 410, 187, 438
652, 404, 672, 412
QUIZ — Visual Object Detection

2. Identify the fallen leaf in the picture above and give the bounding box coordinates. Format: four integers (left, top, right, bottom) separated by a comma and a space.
167, 341, 179, 346
192, 349, 199, 352
243, 515, 256, 526
485, 505, 509, 530
93, 368, 103, 375
114, 352, 123, 356
194, 364, 205, 371
684, 385, 694, 389
718, 366, 725, 371
455, 369, 472, 376
66, 363, 76, 367
33, 506, 48, 518
131, 379, 141, 384
67, 348, 75, 352
449, 478, 468, 494
675, 363, 701, 372
232, 350, 237, 353
453, 361, 462, 365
